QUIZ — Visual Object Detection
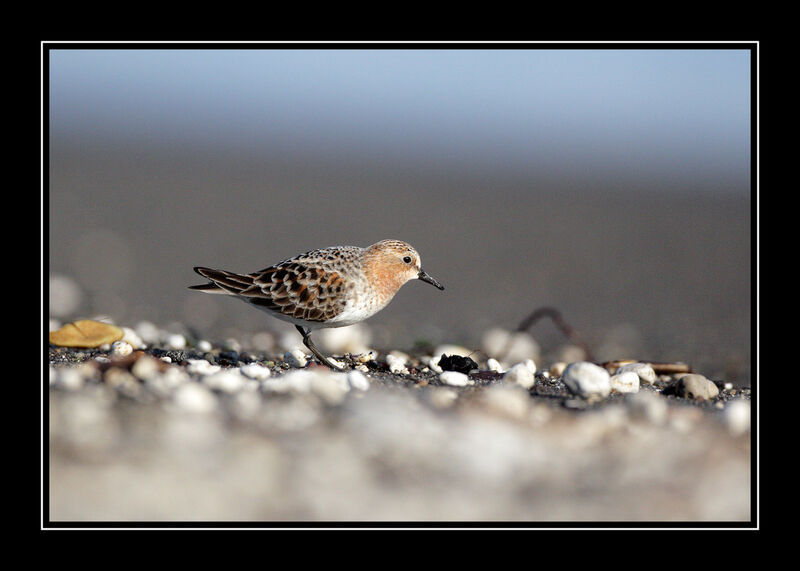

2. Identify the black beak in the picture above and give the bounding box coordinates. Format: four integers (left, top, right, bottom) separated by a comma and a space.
418, 268, 445, 290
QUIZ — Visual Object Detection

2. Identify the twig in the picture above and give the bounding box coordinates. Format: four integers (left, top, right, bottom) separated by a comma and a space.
515, 306, 595, 362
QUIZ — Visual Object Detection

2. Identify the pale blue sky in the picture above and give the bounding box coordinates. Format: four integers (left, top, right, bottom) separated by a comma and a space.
49, 47, 751, 187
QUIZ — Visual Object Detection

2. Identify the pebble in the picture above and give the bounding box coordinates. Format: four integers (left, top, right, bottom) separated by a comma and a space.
724, 399, 751, 435
131, 355, 162, 381
550, 362, 567, 377
609, 371, 640, 393
222, 338, 242, 353
142, 365, 189, 396
196, 339, 212, 352
229, 390, 262, 420
346, 370, 371, 391
558, 344, 587, 364
425, 356, 444, 374
104, 368, 143, 399
172, 382, 218, 414
562, 361, 611, 399
481, 328, 540, 365
54, 366, 90, 391
121, 327, 145, 349
428, 387, 459, 408
185, 359, 221, 376
386, 352, 409, 374
615, 362, 657, 385
503, 361, 535, 389
439, 370, 470, 386
49, 274, 83, 317
481, 384, 530, 421
250, 331, 276, 352
486, 358, 504, 373
262, 370, 313, 394
239, 363, 272, 380
284, 349, 308, 368
134, 321, 161, 345
165, 333, 187, 350
626, 390, 668, 425
318, 323, 372, 354
359, 351, 377, 363
310, 372, 350, 405
676, 374, 719, 401
203, 369, 246, 393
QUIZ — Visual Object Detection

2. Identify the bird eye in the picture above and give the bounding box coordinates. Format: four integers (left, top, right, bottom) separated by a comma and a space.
402, 256, 412, 264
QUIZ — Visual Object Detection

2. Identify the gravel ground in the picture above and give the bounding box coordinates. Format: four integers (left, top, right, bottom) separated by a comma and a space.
46, 324, 753, 526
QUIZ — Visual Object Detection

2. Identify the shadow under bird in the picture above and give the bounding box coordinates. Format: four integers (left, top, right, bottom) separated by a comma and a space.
189, 239, 444, 369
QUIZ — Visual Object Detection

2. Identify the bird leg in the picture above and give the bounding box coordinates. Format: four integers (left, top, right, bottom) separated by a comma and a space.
295, 325, 344, 370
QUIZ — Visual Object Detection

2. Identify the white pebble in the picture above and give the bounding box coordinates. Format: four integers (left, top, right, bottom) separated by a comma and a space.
627, 390, 668, 425
318, 323, 372, 354
724, 399, 751, 435
284, 349, 308, 368
429, 387, 459, 408
110, 340, 133, 357
143, 365, 188, 395
172, 382, 218, 414
481, 384, 530, 421
610, 371, 640, 393
310, 372, 350, 405
230, 390, 262, 420
55, 367, 87, 391
223, 338, 242, 353
481, 328, 540, 365
676, 374, 719, 401
562, 361, 611, 399
346, 369, 371, 391
134, 321, 161, 345
165, 333, 186, 350
185, 359, 221, 376
262, 370, 313, 394
558, 344, 587, 364
121, 327, 145, 349
486, 358, 505, 373
550, 362, 567, 377
196, 339, 212, 352
49, 274, 82, 317
425, 356, 443, 374
239, 363, 272, 380
386, 353, 408, 374
615, 362, 657, 385
203, 369, 246, 393
439, 370, 470, 386
131, 355, 162, 381
356, 351, 377, 363
504, 362, 535, 389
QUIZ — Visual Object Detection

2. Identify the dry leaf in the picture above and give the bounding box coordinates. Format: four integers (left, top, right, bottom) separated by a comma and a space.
49, 319, 124, 348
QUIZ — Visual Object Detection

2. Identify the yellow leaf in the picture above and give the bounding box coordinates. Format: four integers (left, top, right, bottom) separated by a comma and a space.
49, 320, 124, 348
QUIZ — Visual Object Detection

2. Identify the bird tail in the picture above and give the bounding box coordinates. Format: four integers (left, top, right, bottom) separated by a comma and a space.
188, 266, 255, 295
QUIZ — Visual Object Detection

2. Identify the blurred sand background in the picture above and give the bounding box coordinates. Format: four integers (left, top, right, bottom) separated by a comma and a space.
47, 47, 752, 385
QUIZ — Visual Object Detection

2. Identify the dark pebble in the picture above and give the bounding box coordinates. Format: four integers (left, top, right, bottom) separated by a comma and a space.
438, 354, 478, 375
